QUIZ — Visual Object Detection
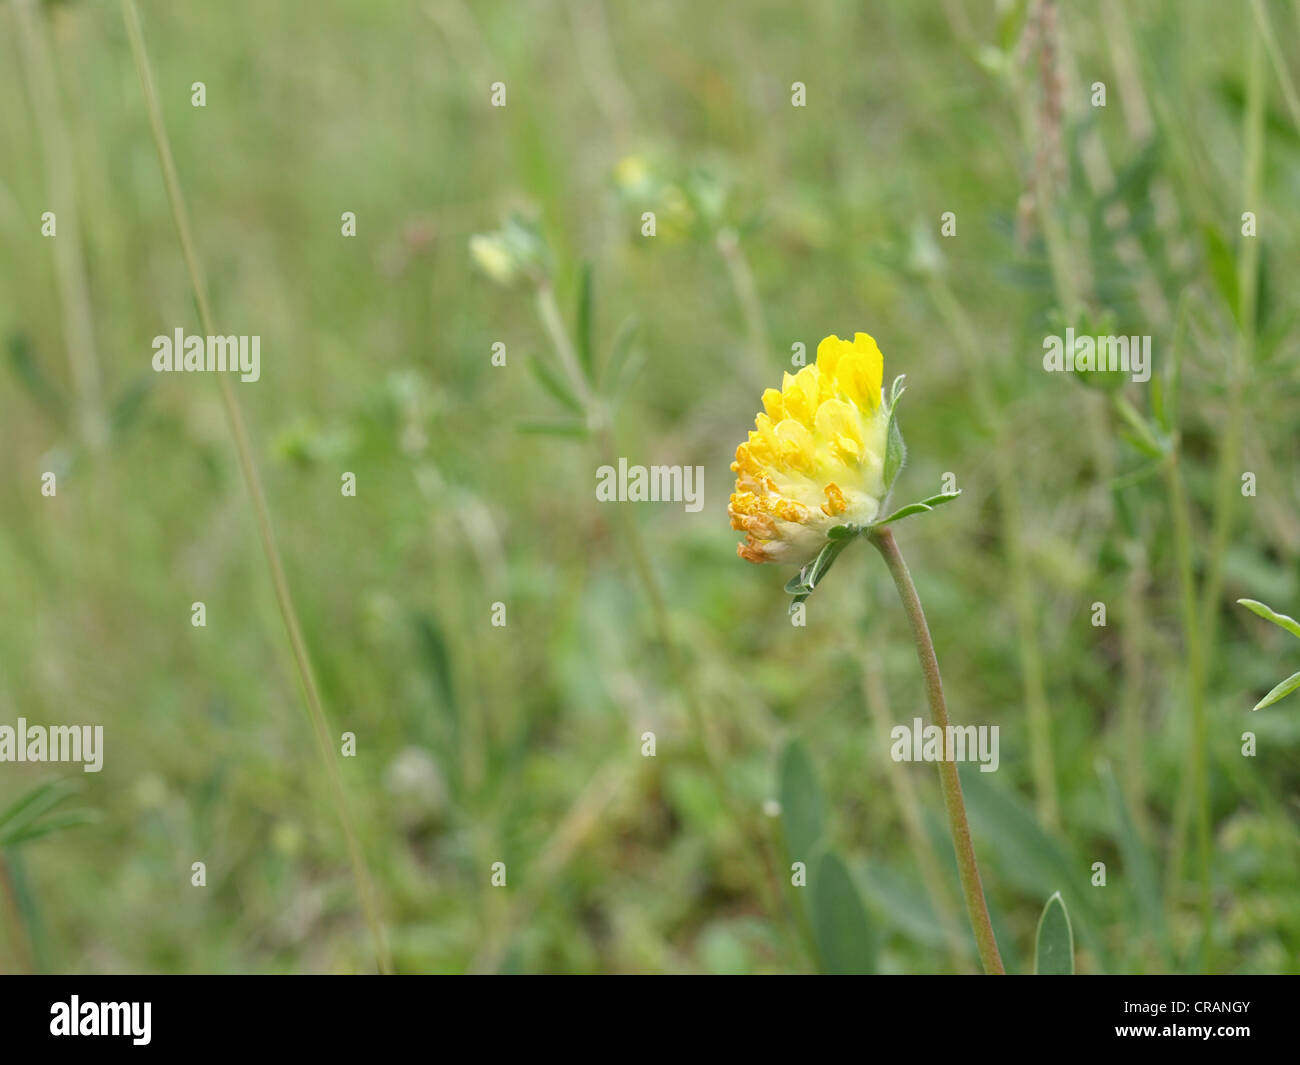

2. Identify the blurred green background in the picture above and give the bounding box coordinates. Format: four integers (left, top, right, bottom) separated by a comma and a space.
1, 0, 1298, 974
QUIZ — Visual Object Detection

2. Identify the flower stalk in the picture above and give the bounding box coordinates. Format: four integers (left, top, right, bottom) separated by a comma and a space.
867, 525, 1005, 975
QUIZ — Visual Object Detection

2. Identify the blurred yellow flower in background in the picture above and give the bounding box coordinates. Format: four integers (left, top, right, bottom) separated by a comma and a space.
729, 333, 891, 564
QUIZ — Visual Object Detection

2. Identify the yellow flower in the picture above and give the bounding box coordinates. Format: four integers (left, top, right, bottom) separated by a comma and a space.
729, 333, 890, 565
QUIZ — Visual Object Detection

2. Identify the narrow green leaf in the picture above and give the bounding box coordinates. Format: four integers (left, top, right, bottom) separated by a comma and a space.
7, 333, 66, 419
784, 536, 853, 605
812, 852, 876, 974
1252, 670, 1300, 711
883, 412, 906, 492
576, 262, 595, 379
875, 502, 933, 525
528, 356, 583, 415
1034, 892, 1074, 974
602, 314, 641, 392
826, 524, 858, 540
873, 491, 960, 528
1237, 598, 1300, 641
882, 377, 908, 492
608, 351, 646, 411
888, 373, 907, 410
0, 780, 80, 839
1113, 395, 1167, 458
1202, 225, 1240, 326
778, 740, 824, 863
1153, 291, 1191, 434
1, 809, 100, 848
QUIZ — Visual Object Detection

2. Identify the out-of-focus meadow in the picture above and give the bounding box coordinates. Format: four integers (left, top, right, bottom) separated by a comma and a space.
1, 0, 1298, 974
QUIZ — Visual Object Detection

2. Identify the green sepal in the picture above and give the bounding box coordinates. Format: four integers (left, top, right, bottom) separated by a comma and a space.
882, 375, 907, 493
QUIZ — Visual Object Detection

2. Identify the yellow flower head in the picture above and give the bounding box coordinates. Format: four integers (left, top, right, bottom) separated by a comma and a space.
729, 333, 890, 565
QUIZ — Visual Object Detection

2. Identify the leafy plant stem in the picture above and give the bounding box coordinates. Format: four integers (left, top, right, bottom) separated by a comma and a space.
535, 282, 595, 408
867, 526, 1005, 974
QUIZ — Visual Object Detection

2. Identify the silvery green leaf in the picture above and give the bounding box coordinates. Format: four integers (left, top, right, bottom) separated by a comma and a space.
874, 502, 932, 525
888, 373, 906, 411
1237, 599, 1300, 641
883, 411, 906, 491
872, 490, 961, 528
785, 536, 854, 609
1251, 670, 1300, 712
1034, 891, 1074, 975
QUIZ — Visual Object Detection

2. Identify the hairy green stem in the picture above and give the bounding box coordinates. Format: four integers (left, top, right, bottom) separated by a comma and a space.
868, 526, 1005, 974
862, 654, 968, 970
121, 0, 390, 973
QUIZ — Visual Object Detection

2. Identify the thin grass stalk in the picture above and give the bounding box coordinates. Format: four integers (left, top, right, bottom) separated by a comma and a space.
120, 0, 390, 974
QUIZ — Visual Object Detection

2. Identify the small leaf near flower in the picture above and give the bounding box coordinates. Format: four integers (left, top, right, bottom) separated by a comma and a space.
785, 536, 855, 611
1237, 598, 1300, 641
881, 375, 908, 495
872, 490, 961, 528
1252, 671, 1300, 712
